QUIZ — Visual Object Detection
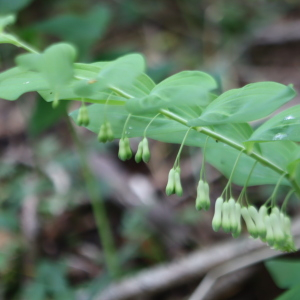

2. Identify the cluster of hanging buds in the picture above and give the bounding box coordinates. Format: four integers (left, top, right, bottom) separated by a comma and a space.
77, 103, 90, 126
212, 199, 296, 252
111, 115, 297, 253
212, 197, 242, 237
195, 180, 210, 211
118, 137, 132, 161
166, 167, 183, 196
135, 138, 150, 163
98, 121, 114, 143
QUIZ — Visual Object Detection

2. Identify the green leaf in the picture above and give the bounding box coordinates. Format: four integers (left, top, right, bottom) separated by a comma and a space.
70, 104, 210, 147
0, 0, 33, 14
96, 53, 146, 92
0, 15, 15, 31
29, 97, 68, 137
73, 54, 150, 99
15, 52, 41, 71
205, 141, 295, 186
188, 82, 296, 126
16, 43, 76, 90
248, 105, 300, 142
33, 5, 111, 58
39, 43, 77, 90
204, 124, 297, 186
265, 259, 300, 289
0, 68, 49, 100
125, 71, 217, 114
0, 51, 152, 102
70, 102, 298, 186
275, 284, 300, 300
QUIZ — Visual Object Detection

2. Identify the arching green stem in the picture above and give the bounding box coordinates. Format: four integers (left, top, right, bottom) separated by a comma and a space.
121, 114, 132, 139
143, 113, 160, 138
173, 127, 192, 169
221, 150, 244, 199
200, 136, 209, 182
237, 161, 258, 205
282, 189, 295, 213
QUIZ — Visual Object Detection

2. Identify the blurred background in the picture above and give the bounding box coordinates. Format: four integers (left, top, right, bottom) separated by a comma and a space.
1, 0, 300, 299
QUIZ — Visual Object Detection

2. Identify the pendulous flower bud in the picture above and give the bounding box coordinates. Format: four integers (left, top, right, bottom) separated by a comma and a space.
212, 197, 223, 232
232, 203, 242, 238
166, 168, 175, 196
228, 198, 237, 232
118, 139, 128, 161
241, 207, 258, 238
195, 180, 206, 211
123, 137, 132, 160
135, 140, 143, 163
106, 122, 114, 141
98, 123, 108, 143
142, 138, 150, 163
265, 215, 275, 246
270, 213, 285, 246
203, 182, 210, 210
249, 206, 266, 238
222, 201, 231, 233
174, 167, 183, 196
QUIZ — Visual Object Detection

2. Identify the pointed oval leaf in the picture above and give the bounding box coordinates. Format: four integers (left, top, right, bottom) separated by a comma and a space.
188, 82, 296, 126
248, 105, 300, 142
41, 43, 76, 89
97, 53, 147, 93
125, 71, 217, 114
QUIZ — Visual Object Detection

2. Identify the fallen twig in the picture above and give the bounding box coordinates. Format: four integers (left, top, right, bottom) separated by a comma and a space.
95, 218, 300, 300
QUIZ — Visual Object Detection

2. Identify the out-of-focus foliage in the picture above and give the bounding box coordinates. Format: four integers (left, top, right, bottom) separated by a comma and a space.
266, 259, 300, 300
1, 1, 300, 300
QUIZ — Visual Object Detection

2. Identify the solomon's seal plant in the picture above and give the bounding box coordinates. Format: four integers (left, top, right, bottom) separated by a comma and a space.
1, 15, 300, 252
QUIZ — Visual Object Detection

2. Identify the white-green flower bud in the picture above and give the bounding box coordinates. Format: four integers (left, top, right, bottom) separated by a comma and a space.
166, 168, 175, 196
106, 122, 114, 141
270, 213, 285, 246
272, 207, 280, 217
203, 182, 210, 211
123, 137, 132, 160
118, 139, 127, 161
222, 201, 231, 233
265, 215, 275, 246
232, 203, 242, 238
195, 180, 206, 211
241, 207, 258, 238
212, 197, 223, 232
228, 198, 237, 232
98, 123, 108, 143
77, 105, 89, 126
174, 167, 183, 196
259, 205, 268, 217
142, 138, 150, 163
249, 206, 266, 238
135, 140, 143, 163
283, 215, 292, 236
284, 235, 297, 252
